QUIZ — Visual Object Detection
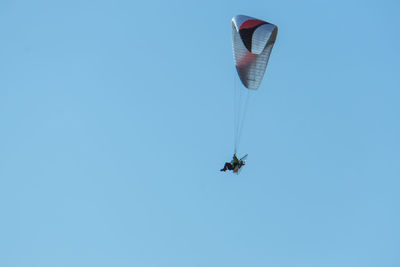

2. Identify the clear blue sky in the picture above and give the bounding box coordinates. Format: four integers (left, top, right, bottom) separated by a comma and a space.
1, 0, 399, 266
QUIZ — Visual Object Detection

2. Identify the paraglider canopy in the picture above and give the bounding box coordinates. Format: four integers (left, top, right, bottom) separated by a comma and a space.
232, 15, 278, 90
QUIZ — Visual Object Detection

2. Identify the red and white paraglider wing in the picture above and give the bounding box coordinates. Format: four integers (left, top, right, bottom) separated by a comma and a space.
232, 15, 278, 90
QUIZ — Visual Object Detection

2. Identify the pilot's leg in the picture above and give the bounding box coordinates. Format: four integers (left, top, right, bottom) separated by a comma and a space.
227, 163, 234, 170
221, 162, 233, 171
220, 163, 228, 171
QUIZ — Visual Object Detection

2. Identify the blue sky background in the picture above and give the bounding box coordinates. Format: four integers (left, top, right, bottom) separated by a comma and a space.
1, 0, 399, 266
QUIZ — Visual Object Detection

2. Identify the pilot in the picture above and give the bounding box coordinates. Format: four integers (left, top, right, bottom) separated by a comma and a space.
220, 154, 241, 172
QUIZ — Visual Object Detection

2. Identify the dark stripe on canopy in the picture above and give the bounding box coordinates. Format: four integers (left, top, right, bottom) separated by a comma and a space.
239, 20, 267, 53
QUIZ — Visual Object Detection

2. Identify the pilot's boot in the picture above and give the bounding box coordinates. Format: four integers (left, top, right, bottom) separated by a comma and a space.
220, 164, 228, 171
